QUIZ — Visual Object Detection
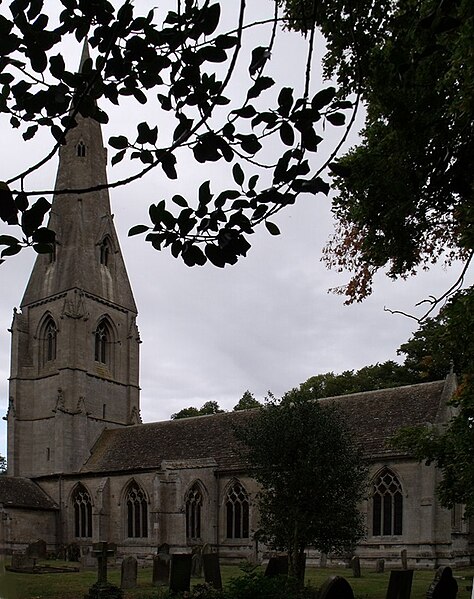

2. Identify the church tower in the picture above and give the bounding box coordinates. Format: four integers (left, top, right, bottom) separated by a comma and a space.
6, 44, 141, 478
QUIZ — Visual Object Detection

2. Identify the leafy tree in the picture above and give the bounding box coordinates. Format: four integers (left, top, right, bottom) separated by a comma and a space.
233, 390, 261, 411
278, 0, 473, 303
0, 455, 6, 474
171, 400, 223, 419
235, 388, 367, 585
300, 361, 418, 398
0, 0, 352, 264
394, 288, 474, 516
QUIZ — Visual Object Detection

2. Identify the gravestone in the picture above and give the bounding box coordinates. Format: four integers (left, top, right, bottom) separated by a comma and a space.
319, 575, 355, 599
426, 566, 458, 599
169, 553, 192, 593
152, 554, 170, 586
203, 553, 222, 590
320, 553, 328, 568
401, 549, 408, 570
265, 555, 289, 577
351, 555, 361, 578
10, 554, 36, 571
84, 542, 122, 599
376, 559, 385, 574
120, 556, 137, 589
386, 569, 414, 599
66, 542, 81, 562
26, 539, 47, 559
158, 543, 170, 555
191, 545, 203, 577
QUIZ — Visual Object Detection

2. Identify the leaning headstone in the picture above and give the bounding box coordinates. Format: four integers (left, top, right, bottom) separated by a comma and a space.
26, 539, 47, 559
152, 554, 170, 586
320, 553, 328, 568
426, 566, 458, 599
319, 575, 355, 599
386, 569, 414, 599
121, 556, 138, 589
203, 553, 222, 590
376, 559, 385, 574
191, 545, 203, 577
351, 555, 361, 578
265, 555, 289, 577
169, 553, 192, 593
401, 549, 408, 570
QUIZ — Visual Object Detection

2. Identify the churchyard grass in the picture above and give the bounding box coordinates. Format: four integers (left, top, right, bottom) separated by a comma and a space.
1, 562, 473, 599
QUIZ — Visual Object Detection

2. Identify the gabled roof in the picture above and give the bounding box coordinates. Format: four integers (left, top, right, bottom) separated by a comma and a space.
80, 378, 453, 475
0, 477, 58, 510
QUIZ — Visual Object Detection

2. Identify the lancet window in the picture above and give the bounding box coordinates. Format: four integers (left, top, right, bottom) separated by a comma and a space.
372, 469, 403, 536
99, 237, 111, 267
72, 484, 92, 538
126, 481, 148, 538
225, 481, 249, 539
77, 140, 86, 157
185, 483, 203, 541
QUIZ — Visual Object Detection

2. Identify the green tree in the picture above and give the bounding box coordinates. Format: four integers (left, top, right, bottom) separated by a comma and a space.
171, 400, 224, 419
0, 455, 6, 474
235, 388, 367, 585
233, 390, 261, 411
394, 288, 474, 516
300, 361, 417, 398
0, 1, 351, 265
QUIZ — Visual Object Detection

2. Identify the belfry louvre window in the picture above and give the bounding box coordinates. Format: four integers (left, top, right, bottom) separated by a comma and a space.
372, 469, 403, 536
226, 481, 249, 539
40, 316, 57, 364
185, 483, 203, 541
94, 320, 111, 364
72, 485, 92, 538
126, 482, 148, 538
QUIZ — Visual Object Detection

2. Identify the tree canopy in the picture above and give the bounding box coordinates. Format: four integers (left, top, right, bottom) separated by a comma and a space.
235, 388, 367, 584
0, 0, 352, 265
171, 399, 224, 419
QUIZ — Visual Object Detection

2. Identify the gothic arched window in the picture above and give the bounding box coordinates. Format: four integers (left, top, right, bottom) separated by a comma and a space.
372, 469, 403, 536
125, 481, 148, 538
40, 316, 57, 365
72, 484, 92, 538
99, 237, 111, 267
94, 319, 112, 364
77, 140, 86, 157
185, 483, 203, 541
226, 481, 249, 539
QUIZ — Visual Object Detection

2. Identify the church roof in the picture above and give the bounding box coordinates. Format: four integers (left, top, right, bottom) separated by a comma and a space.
0, 477, 58, 510
81, 378, 452, 474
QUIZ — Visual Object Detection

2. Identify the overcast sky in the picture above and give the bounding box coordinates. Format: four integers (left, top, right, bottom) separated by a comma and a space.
0, 2, 471, 456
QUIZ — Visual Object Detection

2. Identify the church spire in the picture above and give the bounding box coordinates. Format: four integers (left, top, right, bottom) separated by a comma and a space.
21, 44, 136, 312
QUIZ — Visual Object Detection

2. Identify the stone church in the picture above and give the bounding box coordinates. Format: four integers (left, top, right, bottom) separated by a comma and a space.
0, 48, 472, 569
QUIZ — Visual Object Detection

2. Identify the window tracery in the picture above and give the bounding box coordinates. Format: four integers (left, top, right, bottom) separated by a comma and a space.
225, 481, 249, 539
185, 483, 203, 541
125, 481, 148, 538
72, 484, 92, 538
372, 469, 403, 536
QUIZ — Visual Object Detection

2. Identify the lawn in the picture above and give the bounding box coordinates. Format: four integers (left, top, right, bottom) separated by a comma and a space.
0, 560, 473, 599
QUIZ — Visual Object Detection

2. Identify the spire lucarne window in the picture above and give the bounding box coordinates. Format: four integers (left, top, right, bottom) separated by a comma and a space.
77, 140, 86, 157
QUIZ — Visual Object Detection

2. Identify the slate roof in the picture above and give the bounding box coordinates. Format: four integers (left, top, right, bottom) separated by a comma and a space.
0, 476, 58, 510
81, 379, 450, 474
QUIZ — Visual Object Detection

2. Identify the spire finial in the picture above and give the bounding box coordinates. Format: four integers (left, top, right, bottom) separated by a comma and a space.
79, 37, 91, 72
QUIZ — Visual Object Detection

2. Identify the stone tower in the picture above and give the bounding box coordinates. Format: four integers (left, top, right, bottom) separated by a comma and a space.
6, 44, 141, 478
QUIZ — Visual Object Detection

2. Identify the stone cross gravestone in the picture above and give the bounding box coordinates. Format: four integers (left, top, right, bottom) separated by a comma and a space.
264, 555, 289, 577
152, 554, 170, 586
26, 539, 47, 559
169, 553, 192, 593
120, 556, 137, 589
351, 555, 361, 578
203, 553, 222, 590
84, 542, 122, 599
426, 566, 458, 599
401, 549, 408, 570
319, 575, 355, 599
386, 569, 414, 599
